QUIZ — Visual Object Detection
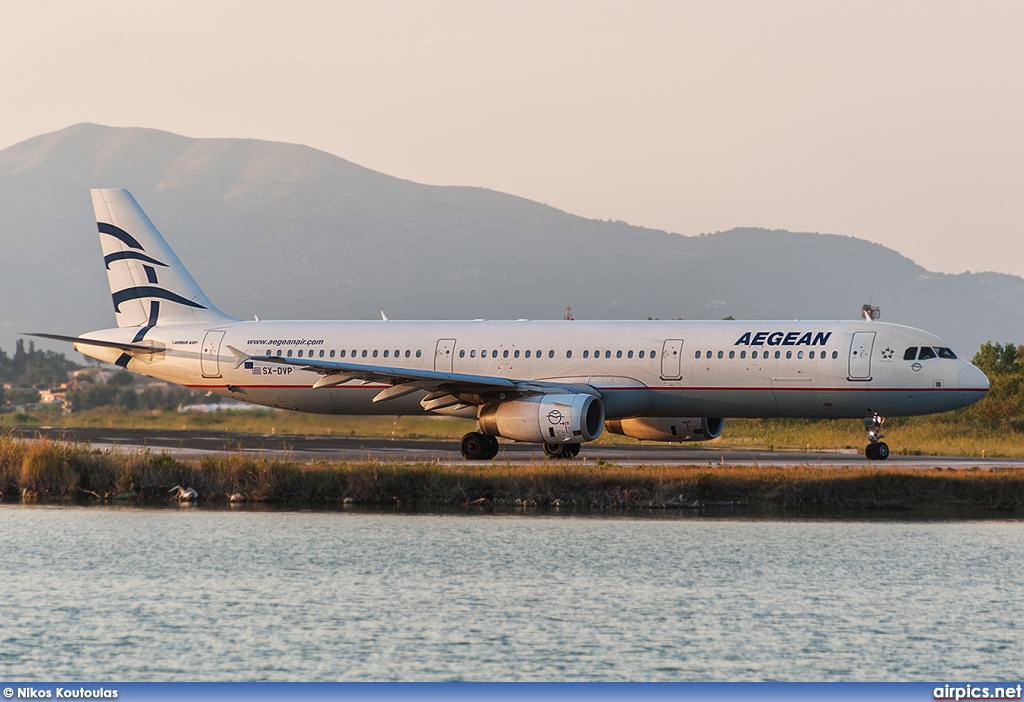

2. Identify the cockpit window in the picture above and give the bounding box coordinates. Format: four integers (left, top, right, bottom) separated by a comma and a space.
935, 347, 957, 359
918, 347, 937, 360
904, 347, 918, 360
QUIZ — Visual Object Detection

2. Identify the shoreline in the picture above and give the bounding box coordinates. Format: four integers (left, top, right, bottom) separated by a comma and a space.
3, 435, 1023, 512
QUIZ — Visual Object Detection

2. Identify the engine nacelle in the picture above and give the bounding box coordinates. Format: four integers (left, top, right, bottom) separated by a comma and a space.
479, 394, 605, 444
605, 416, 724, 442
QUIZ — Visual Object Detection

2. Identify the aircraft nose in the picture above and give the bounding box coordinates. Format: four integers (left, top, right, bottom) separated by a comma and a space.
958, 364, 990, 407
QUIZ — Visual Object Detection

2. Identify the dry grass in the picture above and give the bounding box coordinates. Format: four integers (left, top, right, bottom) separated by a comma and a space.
12, 408, 1024, 457
1, 433, 1021, 510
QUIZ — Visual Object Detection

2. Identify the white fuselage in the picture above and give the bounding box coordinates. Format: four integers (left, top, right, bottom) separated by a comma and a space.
76, 318, 989, 420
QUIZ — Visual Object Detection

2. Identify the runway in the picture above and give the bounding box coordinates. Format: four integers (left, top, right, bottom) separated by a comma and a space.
13, 426, 1023, 468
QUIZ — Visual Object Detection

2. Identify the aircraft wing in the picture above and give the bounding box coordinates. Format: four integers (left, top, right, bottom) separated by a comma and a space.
230, 346, 598, 410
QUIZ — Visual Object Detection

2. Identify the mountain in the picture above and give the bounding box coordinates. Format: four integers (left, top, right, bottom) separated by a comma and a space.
1, 123, 1021, 357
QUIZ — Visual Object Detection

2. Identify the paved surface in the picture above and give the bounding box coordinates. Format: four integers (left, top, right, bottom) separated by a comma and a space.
11, 426, 1022, 468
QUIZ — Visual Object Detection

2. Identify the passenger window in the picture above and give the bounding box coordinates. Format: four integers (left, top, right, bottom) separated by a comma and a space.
276, 350, 282, 357
297, 350, 304, 358
514, 350, 520, 358
459, 350, 465, 358
740, 350, 746, 359
470, 350, 477, 358
605, 350, 611, 359
339, 350, 346, 358
729, 350, 735, 359
405, 350, 411, 358
904, 347, 918, 360
752, 350, 758, 359
627, 350, 633, 359
639, 350, 645, 359
548, 350, 554, 358
566, 350, 573, 358
503, 350, 509, 358
797, 351, 803, 359
936, 347, 957, 359
330, 350, 335, 358
394, 350, 400, 358
583, 350, 590, 358
287, 350, 293, 357
616, 350, 622, 359
372, 350, 378, 358
786, 350, 793, 359
481, 350, 488, 358
774, 351, 781, 359
525, 350, 531, 358
918, 347, 936, 360
416, 350, 422, 358
492, 350, 497, 357
536, 350, 541, 358
320, 350, 325, 358
808, 351, 814, 359
831, 351, 838, 359
706, 350, 712, 358
651, 351, 657, 359
383, 350, 389, 358
695, 351, 702, 359
717, 351, 724, 359
362, 350, 368, 358
265, 349, 271, 356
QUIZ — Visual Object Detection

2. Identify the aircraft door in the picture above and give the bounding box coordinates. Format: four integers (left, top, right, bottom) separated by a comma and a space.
201, 330, 226, 378
660, 339, 684, 380
848, 331, 875, 380
434, 338, 456, 372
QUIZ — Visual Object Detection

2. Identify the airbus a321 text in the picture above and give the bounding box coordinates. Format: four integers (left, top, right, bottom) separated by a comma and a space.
30, 189, 990, 460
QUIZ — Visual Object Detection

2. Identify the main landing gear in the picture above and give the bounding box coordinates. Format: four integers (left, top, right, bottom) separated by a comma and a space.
862, 413, 890, 460
460, 431, 499, 460
543, 442, 580, 460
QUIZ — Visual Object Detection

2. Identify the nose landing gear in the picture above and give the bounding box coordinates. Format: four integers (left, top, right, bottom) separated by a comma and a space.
862, 413, 889, 460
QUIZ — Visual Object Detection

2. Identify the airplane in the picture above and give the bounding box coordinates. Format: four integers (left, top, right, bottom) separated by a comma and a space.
29, 188, 990, 461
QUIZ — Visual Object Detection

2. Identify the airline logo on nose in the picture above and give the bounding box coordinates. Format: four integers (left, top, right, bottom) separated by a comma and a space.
734, 331, 832, 347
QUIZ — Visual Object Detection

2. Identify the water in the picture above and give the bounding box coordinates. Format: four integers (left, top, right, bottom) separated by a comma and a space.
0, 506, 1021, 681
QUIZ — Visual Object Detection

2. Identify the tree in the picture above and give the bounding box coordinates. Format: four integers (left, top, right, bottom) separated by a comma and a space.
964, 342, 1024, 431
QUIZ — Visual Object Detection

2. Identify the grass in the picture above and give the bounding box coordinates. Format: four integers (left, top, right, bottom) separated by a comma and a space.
1, 433, 1022, 510
7, 407, 1024, 458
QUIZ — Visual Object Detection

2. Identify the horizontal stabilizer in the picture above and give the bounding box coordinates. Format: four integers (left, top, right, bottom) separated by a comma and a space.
24, 332, 166, 354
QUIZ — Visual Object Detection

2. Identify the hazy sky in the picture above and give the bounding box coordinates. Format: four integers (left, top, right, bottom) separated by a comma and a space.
2, 1, 1022, 276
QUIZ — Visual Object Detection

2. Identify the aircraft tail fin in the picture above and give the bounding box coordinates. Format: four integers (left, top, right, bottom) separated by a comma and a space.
91, 188, 235, 329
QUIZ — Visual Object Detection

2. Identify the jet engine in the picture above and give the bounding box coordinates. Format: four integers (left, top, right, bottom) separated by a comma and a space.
605, 416, 724, 442
479, 394, 605, 444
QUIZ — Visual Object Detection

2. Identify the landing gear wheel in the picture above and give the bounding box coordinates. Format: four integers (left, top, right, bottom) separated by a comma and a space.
460, 432, 489, 460
874, 442, 889, 460
483, 434, 499, 459
543, 443, 581, 459
543, 442, 563, 458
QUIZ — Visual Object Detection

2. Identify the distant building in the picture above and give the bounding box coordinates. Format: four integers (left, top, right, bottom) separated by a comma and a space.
38, 388, 69, 412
